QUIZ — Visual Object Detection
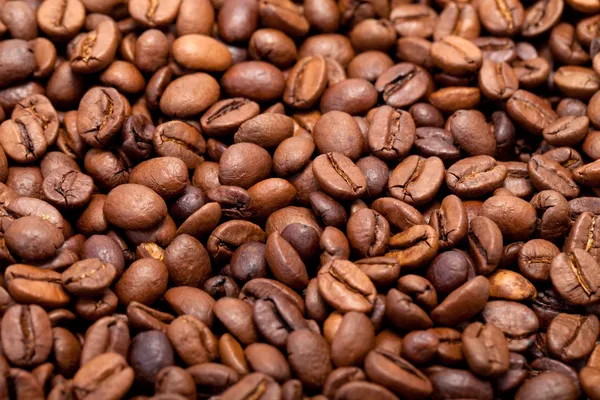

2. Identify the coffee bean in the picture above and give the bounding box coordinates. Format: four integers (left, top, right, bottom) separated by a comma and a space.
462, 322, 510, 377
160, 73, 220, 118
386, 225, 440, 270
431, 36, 482, 76
313, 111, 364, 161
446, 156, 508, 198
431, 276, 490, 326
478, 0, 524, 36
73, 353, 134, 399
70, 20, 119, 74
287, 329, 332, 390
430, 194, 468, 249
482, 301, 539, 352
427, 250, 476, 295
312, 152, 367, 201
1, 304, 52, 367
61, 258, 116, 297
375, 63, 432, 109
515, 371, 578, 400
388, 155, 445, 206
364, 349, 433, 399
104, 184, 167, 231
167, 315, 217, 366
550, 250, 600, 305
318, 260, 377, 313
429, 368, 494, 400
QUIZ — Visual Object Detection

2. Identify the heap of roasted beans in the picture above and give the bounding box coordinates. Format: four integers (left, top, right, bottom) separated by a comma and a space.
1, 0, 600, 398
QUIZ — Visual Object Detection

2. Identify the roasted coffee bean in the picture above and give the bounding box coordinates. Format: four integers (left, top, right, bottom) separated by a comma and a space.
388, 155, 444, 206
550, 250, 600, 305
482, 301, 539, 352
508, 90, 558, 135
312, 152, 367, 201
318, 260, 377, 313
515, 371, 578, 400
431, 276, 490, 326
547, 313, 599, 363
462, 322, 510, 377
518, 239, 560, 282
446, 156, 508, 198
375, 63, 432, 109
427, 250, 475, 295
73, 353, 134, 399
70, 20, 119, 74
364, 349, 433, 399
431, 36, 482, 76
429, 195, 468, 249
1, 304, 52, 367
386, 225, 440, 270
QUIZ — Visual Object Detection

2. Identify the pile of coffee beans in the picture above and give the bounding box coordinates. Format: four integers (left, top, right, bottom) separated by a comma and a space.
2, 0, 600, 398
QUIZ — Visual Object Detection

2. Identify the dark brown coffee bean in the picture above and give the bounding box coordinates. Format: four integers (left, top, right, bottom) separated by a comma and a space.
507, 90, 558, 135
431, 35, 482, 76
61, 258, 116, 297
320, 78, 377, 116
318, 260, 377, 313
446, 156, 508, 198
550, 250, 600, 305
550, 22, 589, 65
434, 2, 480, 41
482, 301, 539, 352
114, 258, 169, 306
313, 111, 364, 161
104, 184, 167, 231
364, 349, 433, 399
222, 61, 285, 103
129, 0, 181, 27
386, 225, 440, 271
347, 208, 390, 258
390, 4, 437, 38
374, 63, 432, 109
518, 239, 560, 282
265, 232, 309, 290
1, 304, 52, 367
479, 59, 518, 101
427, 250, 476, 295
368, 106, 415, 162
286, 330, 332, 390
167, 315, 217, 366
312, 152, 366, 201
528, 154, 580, 199
0, 115, 47, 163
70, 20, 119, 74
164, 234, 211, 287
200, 98, 260, 138
309, 191, 348, 229
388, 155, 444, 206
234, 113, 293, 149
462, 322, 510, 377
522, 0, 564, 37
428, 368, 493, 400
478, 0, 524, 36
284, 56, 328, 109
431, 276, 490, 326
395, 37, 435, 70
547, 313, 599, 363
77, 87, 126, 148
